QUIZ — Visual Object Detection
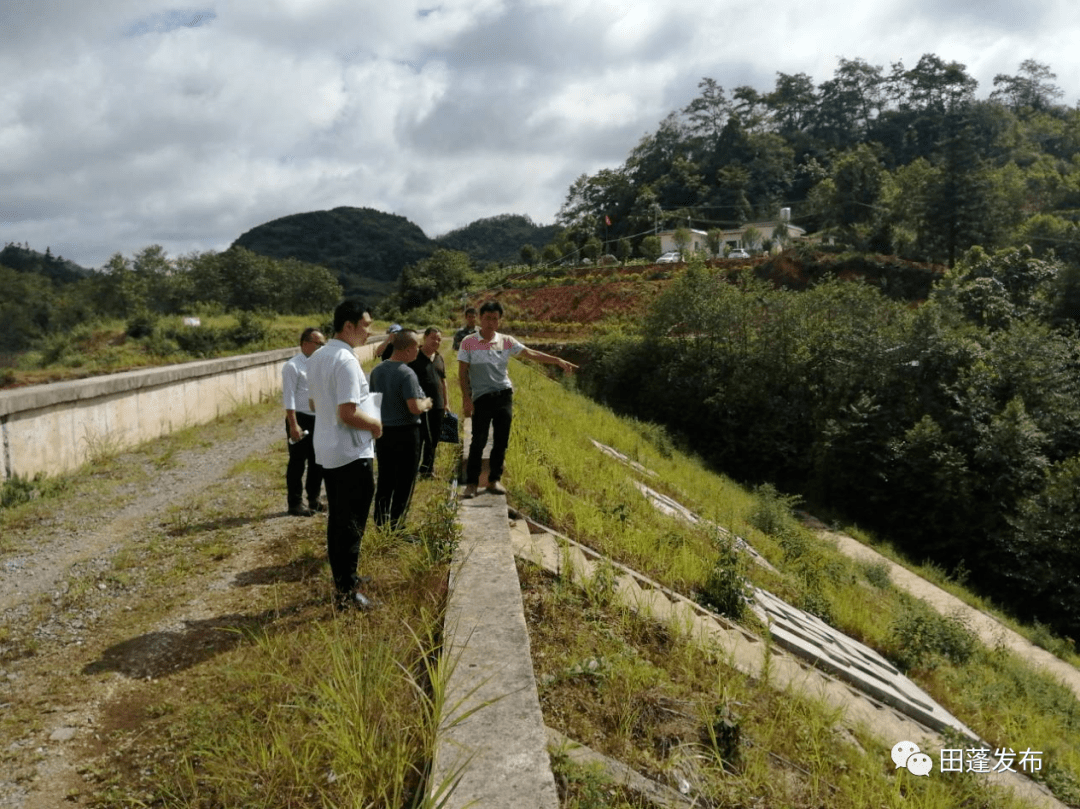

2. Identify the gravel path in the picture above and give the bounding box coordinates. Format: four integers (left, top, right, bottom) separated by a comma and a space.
0, 418, 283, 616
807, 521, 1080, 705
0, 405, 307, 809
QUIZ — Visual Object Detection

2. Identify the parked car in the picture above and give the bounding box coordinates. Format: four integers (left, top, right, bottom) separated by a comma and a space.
656, 251, 682, 264
727, 248, 750, 258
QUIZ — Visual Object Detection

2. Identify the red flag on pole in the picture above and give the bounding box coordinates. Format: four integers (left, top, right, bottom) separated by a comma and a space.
605, 215, 612, 226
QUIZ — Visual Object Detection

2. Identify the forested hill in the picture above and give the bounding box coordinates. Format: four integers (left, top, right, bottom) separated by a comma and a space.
231, 207, 559, 301
0, 243, 89, 285
231, 207, 434, 300
434, 214, 561, 264
557, 56, 1080, 268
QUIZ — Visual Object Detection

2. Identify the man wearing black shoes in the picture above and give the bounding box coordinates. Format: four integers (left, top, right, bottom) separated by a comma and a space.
458, 300, 576, 499
282, 327, 326, 516
307, 301, 383, 609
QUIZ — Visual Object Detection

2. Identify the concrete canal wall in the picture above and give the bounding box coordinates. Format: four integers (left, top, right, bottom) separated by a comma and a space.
0, 341, 378, 481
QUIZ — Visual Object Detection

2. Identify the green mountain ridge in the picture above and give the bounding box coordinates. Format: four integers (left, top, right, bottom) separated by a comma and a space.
231, 206, 558, 303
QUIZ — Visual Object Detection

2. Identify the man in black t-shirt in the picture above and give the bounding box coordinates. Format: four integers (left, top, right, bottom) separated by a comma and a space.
408, 327, 448, 478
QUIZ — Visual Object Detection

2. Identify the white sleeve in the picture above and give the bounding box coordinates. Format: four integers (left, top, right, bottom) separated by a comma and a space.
282, 360, 298, 410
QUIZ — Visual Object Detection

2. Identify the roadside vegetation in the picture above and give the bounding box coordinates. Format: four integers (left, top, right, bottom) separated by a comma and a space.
579, 246, 1080, 645
501, 360, 1080, 807
4, 344, 1080, 806
0, 391, 461, 808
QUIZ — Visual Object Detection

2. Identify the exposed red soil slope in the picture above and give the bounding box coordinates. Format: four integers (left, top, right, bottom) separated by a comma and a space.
465, 253, 942, 330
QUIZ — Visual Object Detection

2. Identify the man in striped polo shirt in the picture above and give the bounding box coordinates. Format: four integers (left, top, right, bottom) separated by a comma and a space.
457, 299, 577, 498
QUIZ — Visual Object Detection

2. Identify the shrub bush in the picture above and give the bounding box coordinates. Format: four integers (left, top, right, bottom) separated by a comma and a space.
125, 310, 156, 339
698, 531, 750, 619
888, 600, 977, 671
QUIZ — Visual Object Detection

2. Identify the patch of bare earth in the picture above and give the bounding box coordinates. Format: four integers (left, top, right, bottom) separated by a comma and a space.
0, 405, 333, 808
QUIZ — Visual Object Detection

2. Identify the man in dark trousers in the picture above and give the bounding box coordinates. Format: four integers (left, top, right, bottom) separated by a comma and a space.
370, 329, 432, 530
458, 300, 577, 498
307, 301, 383, 609
282, 327, 326, 516
408, 327, 449, 478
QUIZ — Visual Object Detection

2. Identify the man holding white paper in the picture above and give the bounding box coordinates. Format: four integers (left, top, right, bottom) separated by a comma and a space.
307, 300, 383, 610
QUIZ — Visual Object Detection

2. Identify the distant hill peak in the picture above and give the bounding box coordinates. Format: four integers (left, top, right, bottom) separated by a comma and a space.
231, 206, 564, 301
0, 243, 90, 284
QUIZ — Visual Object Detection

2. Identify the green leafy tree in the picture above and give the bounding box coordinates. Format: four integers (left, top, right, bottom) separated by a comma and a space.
901, 53, 978, 113
766, 71, 818, 138
582, 237, 602, 262
741, 225, 763, 253
1008, 456, 1080, 631
706, 229, 723, 256
520, 244, 539, 266
93, 253, 147, 319
711, 164, 753, 223
641, 235, 663, 261
396, 249, 472, 311
812, 57, 885, 147
991, 60, 1064, 113
279, 257, 343, 313
933, 244, 1057, 329
810, 144, 889, 249
0, 266, 60, 349
673, 227, 691, 256
683, 78, 731, 141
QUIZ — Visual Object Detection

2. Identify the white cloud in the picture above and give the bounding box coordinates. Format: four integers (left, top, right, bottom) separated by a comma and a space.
3, 0, 1080, 268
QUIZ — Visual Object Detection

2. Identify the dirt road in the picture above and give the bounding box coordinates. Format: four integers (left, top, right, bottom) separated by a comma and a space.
0, 404, 321, 808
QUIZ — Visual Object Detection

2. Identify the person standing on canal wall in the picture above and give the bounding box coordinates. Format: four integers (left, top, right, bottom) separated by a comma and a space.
458, 300, 577, 499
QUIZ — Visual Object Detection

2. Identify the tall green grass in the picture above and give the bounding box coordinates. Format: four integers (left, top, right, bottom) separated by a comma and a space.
500, 358, 1080, 807
3, 397, 463, 809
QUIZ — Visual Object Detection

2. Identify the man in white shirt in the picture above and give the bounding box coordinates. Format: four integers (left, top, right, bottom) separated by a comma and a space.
307, 300, 383, 609
282, 327, 326, 517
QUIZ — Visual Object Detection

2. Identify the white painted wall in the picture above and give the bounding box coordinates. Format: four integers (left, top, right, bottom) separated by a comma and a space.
0, 342, 378, 480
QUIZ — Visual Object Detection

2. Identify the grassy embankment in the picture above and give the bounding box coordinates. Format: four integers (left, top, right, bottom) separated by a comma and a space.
501, 360, 1080, 808
3, 335, 1078, 806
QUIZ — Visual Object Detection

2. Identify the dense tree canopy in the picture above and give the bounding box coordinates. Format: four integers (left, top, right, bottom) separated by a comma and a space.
556, 55, 1080, 268
580, 244, 1080, 638
0, 244, 343, 352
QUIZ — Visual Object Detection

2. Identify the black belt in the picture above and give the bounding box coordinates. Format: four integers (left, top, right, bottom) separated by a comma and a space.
475, 388, 513, 403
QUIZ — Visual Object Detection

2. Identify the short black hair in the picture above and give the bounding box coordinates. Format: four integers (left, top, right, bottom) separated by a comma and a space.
332, 300, 369, 333
464, 307, 477, 316
299, 327, 320, 344
423, 326, 442, 337
478, 300, 503, 316
392, 329, 420, 351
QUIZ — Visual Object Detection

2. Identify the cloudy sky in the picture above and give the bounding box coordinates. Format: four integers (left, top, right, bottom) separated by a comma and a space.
2, 0, 1076, 270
